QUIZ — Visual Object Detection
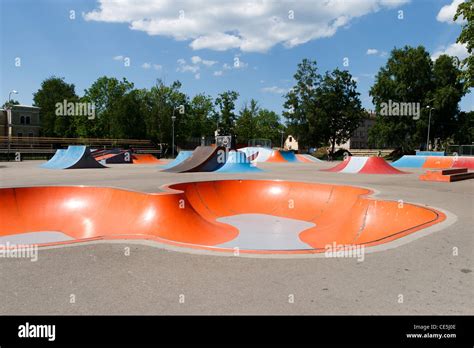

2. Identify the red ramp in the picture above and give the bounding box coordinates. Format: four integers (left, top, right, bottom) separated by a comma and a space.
453, 157, 474, 169
321, 157, 407, 174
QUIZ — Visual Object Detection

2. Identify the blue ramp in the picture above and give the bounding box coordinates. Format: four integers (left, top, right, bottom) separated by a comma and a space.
392, 155, 427, 168
279, 150, 298, 162
41, 146, 106, 169
41, 149, 67, 169
161, 151, 193, 169
416, 151, 445, 156
216, 151, 263, 173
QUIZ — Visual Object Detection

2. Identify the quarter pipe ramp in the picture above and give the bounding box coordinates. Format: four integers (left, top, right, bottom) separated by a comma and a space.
163, 146, 226, 173
41, 146, 106, 169
216, 151, 263, 173
161, 151, 193, 169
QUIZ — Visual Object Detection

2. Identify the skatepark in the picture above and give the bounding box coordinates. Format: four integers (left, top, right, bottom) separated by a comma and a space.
0, 148, 472, 315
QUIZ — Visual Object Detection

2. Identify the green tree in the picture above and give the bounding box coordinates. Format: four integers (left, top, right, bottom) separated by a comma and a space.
254, 108, 284, 147
235, 99, 259, 143
317, 69, 365, 154
455, 0, 473, 90
141, 79, 188, 147
215, 90, 239, 136
108, 89, 147, 139
33, 76, 79, 137
454, 110, 474, 144
76, 76, 134, 138
369, 46, 465, 152
283, 59, 321, 147
2, 100, 19, 109
429, 55, 465, 142
187, 93, 215, 139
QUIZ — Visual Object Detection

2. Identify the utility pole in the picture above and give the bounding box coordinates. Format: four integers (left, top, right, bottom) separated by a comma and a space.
7, 90, 18, 161
426, 106, 435, 151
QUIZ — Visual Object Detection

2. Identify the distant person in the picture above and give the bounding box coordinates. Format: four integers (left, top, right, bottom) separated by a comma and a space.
326, 147, 332, 161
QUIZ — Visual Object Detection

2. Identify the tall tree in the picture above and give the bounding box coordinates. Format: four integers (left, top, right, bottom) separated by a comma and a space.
369, 46, 465, 152
317, 69, 365, 154
109, 89, 147, 139
254, 108, 284, 147
454, 110, 474, 145
33, 76, 78, 137
235, 99, 259, 143
283, 59, 321, 147
187, 93, 215, 139
428, 55, 465, 142
141, 79, 188, 146
76, 76, 134, 138
455, 0, 473, 90
215, 90, 239, 136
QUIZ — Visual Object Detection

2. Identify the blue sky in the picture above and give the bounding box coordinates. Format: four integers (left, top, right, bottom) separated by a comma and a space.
1, 0, 471, 115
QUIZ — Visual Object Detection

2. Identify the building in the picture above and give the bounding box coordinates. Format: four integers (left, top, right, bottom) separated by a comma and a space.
284, 135, 298, 151
0, 105, 41, 137
339, 112, 376, 149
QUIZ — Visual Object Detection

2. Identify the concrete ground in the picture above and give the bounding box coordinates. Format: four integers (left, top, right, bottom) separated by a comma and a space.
0, 160, 472, 315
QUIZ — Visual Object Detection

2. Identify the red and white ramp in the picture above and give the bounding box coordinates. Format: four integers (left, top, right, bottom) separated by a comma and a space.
321, 156, 407, 174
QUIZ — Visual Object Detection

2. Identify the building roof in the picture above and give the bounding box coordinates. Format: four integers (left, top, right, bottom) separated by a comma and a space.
12, 104, 40, 109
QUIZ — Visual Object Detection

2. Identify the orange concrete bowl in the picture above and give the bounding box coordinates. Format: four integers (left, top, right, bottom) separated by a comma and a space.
0, 180, 446, 255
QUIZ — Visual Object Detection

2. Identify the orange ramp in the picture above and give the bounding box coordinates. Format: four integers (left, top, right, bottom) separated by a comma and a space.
420, 168, 474, 182
132, 154, 164, 164
0, 180, 445, 254
265, 150, 287, 163
422, 157, 454, 169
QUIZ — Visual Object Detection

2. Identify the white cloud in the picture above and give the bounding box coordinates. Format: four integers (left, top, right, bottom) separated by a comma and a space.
202, 60, 217, 67
191, 55, 217, 66
432, 42, 469, 61
366, 48, 387, 57
177, 56, 217, 77
436, 0, 465, 24
85, 0, 409, 53
191, 56, 202, 64
261, 86, 289, 94
213, 70, 223, 76
143, 62, 162, 70
113, 55, 124, 60
176, 58, 200, 73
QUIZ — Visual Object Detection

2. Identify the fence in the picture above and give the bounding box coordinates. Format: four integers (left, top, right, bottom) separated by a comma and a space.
0, 136, 162, 160
446, 145, 474, 156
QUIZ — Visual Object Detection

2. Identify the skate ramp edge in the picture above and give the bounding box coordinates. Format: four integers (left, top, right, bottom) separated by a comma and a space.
0, 180, 446, 254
